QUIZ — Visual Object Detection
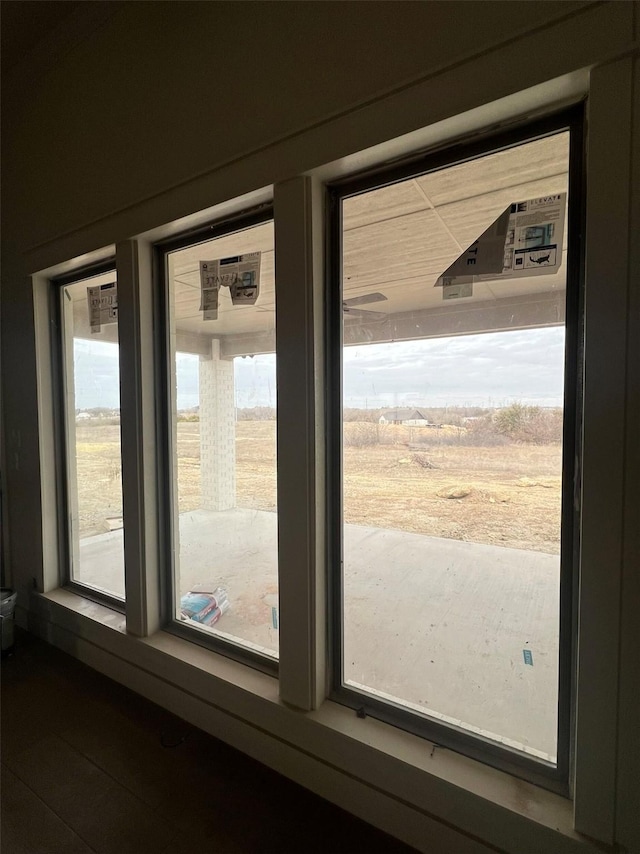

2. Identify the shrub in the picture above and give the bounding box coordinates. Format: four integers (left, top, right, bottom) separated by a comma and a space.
492, 403, 563, 444
344, 421, 380, 447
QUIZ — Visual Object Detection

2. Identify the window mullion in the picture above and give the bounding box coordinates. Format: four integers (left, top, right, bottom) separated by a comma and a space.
274, 176, 326, 710
116, 239, 161, 636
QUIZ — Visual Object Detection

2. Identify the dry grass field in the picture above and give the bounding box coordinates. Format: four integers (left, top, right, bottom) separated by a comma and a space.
76, 420, 562, 554
75, 423, 125, 536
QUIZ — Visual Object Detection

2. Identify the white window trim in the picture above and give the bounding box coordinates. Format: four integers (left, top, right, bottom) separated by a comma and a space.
116, 238, 162, 636
274, 175, 327, 710
27, 14, 636, 845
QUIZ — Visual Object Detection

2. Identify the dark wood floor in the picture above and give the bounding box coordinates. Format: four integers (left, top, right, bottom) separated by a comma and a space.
1, 630, 416, 854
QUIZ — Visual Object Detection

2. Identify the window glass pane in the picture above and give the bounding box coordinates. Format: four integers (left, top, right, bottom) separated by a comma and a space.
167, 220, 278, 659
340, 133, 570, 762
61, 272, 125, 599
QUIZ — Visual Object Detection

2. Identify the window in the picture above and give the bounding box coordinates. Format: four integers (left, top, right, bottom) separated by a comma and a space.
329, 113, 582, 788
55, 266, 125, 602
46, 108, 585, 798
160, 212, 278, 663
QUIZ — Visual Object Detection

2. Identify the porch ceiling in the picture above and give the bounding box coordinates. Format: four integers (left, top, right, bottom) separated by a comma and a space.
70, 132, 569, 353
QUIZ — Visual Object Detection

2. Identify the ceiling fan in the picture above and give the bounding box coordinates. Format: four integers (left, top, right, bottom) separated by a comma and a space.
342, 291, 388, 319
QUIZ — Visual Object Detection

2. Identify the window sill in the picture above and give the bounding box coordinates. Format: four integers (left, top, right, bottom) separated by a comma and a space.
31, 588, 598, 854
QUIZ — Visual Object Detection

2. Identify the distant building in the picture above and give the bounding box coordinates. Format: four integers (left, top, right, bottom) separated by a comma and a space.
378, 408, 430, 425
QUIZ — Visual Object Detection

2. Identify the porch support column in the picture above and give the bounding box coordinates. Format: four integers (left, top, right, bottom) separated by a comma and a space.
199, 338, 236, 510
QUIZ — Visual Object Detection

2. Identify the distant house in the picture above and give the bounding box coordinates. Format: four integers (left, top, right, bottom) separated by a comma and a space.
379, 408, 430, 426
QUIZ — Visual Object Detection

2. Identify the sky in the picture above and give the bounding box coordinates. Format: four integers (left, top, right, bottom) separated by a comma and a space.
73, 326, 565, 411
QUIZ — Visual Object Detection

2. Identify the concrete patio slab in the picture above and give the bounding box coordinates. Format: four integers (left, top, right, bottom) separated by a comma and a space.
79, 508, 559, 759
